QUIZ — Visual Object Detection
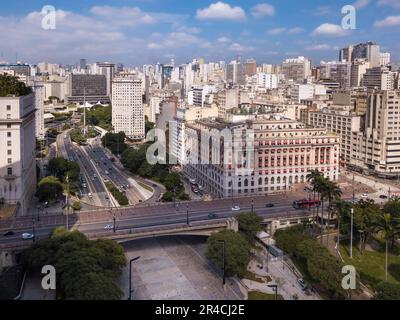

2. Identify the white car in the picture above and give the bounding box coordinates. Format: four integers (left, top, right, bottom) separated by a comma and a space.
232, 205, 241, 211
361, 193, 369, 198
104, 225, 113, 230
22, 233, 34, 240
88, 193, 93, 198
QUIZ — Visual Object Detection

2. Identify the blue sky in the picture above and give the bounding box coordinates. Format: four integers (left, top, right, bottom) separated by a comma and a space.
0, 0, 399, 66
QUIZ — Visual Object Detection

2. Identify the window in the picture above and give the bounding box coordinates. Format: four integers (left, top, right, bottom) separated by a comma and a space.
7, 123, 11, 128
7, 167, 12, 176
7, 150, 12, 155
6, 105, 11, 111
7, 141, 11, 147
7, 158, 12, 164
7, 132, 11, 138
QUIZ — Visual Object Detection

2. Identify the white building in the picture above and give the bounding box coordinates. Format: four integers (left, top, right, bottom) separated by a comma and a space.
31, 82, 45, 140
257, 73, 278, 89
282, 56, 312, 82
291, 84, 326, 103
112, 74, 145, 141
0, 93, 37, 215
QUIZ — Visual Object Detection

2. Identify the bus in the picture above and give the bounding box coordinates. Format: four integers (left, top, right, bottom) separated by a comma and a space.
293, 199, 321, 210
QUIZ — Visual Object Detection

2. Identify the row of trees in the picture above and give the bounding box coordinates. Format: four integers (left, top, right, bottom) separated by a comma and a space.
105, 182, 129, 206
81, 105, 112, 131
275, 225, 348, 299
23, 228, 126, 300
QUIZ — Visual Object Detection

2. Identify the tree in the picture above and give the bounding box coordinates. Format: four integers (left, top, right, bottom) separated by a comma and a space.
321, 179, 342, 245
374, 282, 400, 300
375, 213, 400, 281
25, 228, 126, 300
275, 225, 311, 255
384, 198, 400, 219
306, 170, 324, 232
164, 173, 183, 192
36, 176, 63, 202
353, 200, 381, 251
145, 116, 155, 134
296, 239, 346, 298
0, 75, 32, 97
206, 230, 251, 278
235, 213, 263, 243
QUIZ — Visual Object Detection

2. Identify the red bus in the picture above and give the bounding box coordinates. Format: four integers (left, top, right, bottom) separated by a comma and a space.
293, 199, 321, 210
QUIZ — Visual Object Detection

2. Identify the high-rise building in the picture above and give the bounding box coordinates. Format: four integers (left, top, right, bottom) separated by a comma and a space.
320, 61, 351, 89
245, 59, 257, 77
352, 42, 381, 68
28, 80, 45, 140
79, 59, 87, 70
350, 59, 370, 87
351, 90, 400, 176
282, 56, 311, 82
97, 62, 115, 97
67, 74, 109, 104
380, 52, 391, 67
257, 73, 278, 89
227, 60, 245, 86
112, 74, 144, 141
362, 67, 396, 90
0, 88, 37, 215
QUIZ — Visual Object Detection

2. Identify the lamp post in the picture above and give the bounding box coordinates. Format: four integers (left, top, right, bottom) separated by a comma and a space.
113, 213, 116, 233
186, 204, 190, 226
32, 219, 36, 243
218, 240, 226, 286
251, 198, 254, 213
128, 256, 141, 300
350, 208, 354, 259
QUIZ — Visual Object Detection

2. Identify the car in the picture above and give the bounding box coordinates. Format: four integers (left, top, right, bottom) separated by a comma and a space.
105, 196, 110, 201
189, 178, 196, 184
266, 203, 275, 208
3, 231, 15, 237
198, 185, 204, 191
93, 174, 97, 178
208, 213, 218, 219
298, 278, 307, 291
22, 233, 34, 240
82, 183, 87, 188
232, 205, 241, 211
361, 193, 369, 198
105, 171, 109, 175
88, 193, 93, 198
379, 194, 388, 199
104, 225, 113, 230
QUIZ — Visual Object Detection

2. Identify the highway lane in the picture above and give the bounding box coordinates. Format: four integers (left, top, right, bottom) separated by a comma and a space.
0, 200, 307, 245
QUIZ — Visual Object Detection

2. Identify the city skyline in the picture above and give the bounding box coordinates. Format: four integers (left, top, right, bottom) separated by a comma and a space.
0, 0, 399, 66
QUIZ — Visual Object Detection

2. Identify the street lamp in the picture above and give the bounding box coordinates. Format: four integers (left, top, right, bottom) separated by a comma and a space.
251, 198, 254, 213
267, 284, 278, 300
128, 256, 141, 300
217, 240, 226, 286
113, 213, 117, 233
350, 208, 354, 259
186, 204, 190, 226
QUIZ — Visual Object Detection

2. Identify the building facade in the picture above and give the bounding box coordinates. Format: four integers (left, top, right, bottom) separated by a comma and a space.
0, 94, 37, 214
112, 74, 145, 141
183, 119, 339, 198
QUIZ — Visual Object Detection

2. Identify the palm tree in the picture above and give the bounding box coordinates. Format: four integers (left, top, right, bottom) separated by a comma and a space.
375, 213, 400, 281
333, 200, 352, 257
306, 170, 324, 234
322, 180, 343, 246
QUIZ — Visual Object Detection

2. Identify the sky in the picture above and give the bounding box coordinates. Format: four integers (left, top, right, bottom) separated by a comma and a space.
0, 0, 399, 66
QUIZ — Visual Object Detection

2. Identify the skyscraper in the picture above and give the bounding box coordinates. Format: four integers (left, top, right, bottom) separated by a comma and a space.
282, 56, 312, 82
97, 62, 116, 97
0, 85, 37, 215
112, 74, 144, 141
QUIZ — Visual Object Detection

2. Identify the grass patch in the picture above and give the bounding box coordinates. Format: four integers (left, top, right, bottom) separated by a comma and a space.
248, 291, 284, 300
340, 245, 400, 289
138, 182, 154, 193
243, 270, 266, 283
105, 182, 129, 206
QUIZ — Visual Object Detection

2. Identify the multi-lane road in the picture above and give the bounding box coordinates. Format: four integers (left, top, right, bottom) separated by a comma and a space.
0, 194, 309, 245
56, 131, 149, 208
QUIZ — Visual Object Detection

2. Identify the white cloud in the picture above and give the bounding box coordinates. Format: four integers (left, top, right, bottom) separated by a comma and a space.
147, 43, 163, 49
314, 6, 331, 16
287, 27, 304, 34
353, 0, 370, 9
229, 43, 254, 52
378, 0, 400, 8
267, 28, 286, 35
374, 16, 400, 27
196, 2, 246, 21
217, 36, 231, 43
312, 23, 351, 37
251, 3, 275, 18
305, 44, 337, 51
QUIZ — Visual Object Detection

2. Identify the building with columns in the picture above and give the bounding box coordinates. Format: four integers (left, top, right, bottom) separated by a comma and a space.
183, 118, 339, 198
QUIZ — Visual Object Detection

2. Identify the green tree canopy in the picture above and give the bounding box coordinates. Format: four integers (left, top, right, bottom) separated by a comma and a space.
206, 230, 251, 278
0, 75, 32, 96
36, 176, 63, 202
374, 282, 400, 300
235, 212, 263, 243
